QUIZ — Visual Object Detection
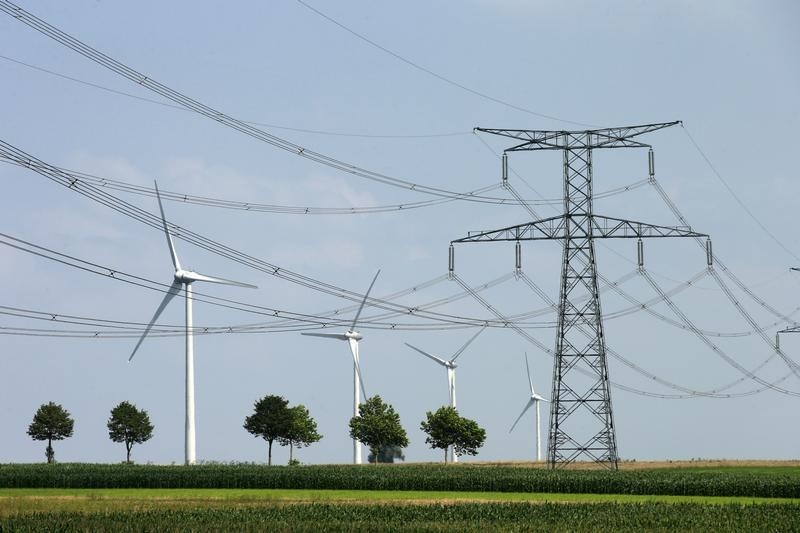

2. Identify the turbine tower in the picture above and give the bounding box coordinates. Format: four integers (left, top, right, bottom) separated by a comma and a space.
302, 270, 380, 464
451, 122, 708, 469
404, 326, 485, 463
510, 353, 548, 462
129, 181, 257, 465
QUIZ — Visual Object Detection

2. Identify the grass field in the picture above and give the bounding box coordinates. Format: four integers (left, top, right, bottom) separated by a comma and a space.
1, 462, 798, 531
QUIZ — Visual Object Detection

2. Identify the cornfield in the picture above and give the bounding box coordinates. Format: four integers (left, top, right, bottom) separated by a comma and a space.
1, 463, 798, 498
2, 502, 798, 532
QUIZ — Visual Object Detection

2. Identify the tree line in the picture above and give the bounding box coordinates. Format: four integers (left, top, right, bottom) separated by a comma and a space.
26, 396, 486, 465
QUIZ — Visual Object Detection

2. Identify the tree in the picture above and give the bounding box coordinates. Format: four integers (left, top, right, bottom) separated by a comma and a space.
278, 404, 322, 464
27, 402, 74, 464
420, 406, 486, 464
349, 395, 409, 464
107, 401, 154, 463
367, 444, 405, 464
244, 395, 292, 465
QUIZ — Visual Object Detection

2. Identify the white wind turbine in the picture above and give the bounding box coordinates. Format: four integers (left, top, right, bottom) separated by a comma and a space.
509, 352, 548, 462
301, 270, 380, 465
404, 326, 485, 463
128, 181, 257, 465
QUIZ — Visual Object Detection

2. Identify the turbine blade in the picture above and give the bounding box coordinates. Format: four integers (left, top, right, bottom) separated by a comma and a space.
183, 270, 257, 289
128, 280, 182, 361
525, 352, 535, 395
450, 326, 486, 363
302, 332, 349, 340
154, 180, 181, 271
509, 399, 535, 433
349, 338, 368, 401
351, 269, 380, 331
405, 342, 448, 367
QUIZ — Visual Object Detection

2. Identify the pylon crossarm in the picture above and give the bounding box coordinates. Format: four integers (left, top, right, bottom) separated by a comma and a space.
589, 215, 706, 239
451, 214, 564, 242
451, 214, 705, 243
475, 121, 681, 151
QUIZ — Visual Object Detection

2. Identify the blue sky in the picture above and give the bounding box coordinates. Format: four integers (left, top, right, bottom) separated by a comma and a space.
1, 0, 799, 464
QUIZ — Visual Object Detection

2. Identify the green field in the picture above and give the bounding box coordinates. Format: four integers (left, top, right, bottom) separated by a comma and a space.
2, 462, 799, 497
1, 500, 798, 532
1, 463, 798, 531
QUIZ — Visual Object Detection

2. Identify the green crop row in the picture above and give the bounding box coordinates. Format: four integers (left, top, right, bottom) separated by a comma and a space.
1, 463, 799, 498
3, 502, 799, 532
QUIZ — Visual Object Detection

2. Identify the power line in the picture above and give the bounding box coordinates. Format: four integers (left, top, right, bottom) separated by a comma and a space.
2, 137, 657, 331
0, 53, 473, 140
0, 157, 505, 215
681, 124, 800, 263
0, 1, 527, 203
455, 271, 786, 400
293, 0, 595, 128
648, 176, 797, 324
0, 231, 554, 331
1, 157, 648, 216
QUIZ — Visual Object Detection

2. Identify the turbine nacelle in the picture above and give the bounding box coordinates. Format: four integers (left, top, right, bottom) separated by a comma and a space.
173, 268, 257, 288
345, 330, 363, 341
175, 269, 200, 284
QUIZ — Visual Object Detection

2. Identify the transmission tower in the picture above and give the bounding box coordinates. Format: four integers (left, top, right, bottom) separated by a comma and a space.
450, 121, 708, 469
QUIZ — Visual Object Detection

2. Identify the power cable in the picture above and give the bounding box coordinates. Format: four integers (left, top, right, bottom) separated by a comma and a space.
0, 157, 648, 215
293, 0, 595, 128
649, 176, 797, 324
1, 157, 504, 215
0, 231, 567, 334
0, 1, 533, 204
454, 271, 770, 399
0, 53, 473, 140
681, 124, 800, 263
639, 267, 800, 396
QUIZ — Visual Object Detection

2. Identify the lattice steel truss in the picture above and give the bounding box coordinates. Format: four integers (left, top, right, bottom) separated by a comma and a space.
452, 121, 707, 469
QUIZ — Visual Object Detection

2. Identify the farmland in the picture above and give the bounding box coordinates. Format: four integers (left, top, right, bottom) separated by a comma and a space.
2, 501, 799, 532
1, 462, 798, 531
2, 462, 799, 497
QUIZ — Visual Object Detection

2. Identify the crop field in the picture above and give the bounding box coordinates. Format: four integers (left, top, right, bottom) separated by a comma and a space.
2, 501, 800, 532
2, 462, 800, 497
1, 462, 798, 531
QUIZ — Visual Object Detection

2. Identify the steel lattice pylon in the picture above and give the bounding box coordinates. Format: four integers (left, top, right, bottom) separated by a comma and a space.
451, 122, 707, 469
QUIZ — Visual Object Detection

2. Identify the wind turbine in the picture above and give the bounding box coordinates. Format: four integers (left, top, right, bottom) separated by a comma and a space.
404, 326, 485, 463
128, 181, 257, 465
301, 270, 380, 465
509, 352, 548, 462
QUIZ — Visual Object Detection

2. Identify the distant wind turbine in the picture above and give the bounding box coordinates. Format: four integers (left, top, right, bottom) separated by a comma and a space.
302, 269, 380, 465
129, 181, 257, 465
405, 326, 485, 463
509, 352, 548, 462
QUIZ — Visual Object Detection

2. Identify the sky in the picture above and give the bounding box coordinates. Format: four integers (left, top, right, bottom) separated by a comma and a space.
1, 0, 799, 465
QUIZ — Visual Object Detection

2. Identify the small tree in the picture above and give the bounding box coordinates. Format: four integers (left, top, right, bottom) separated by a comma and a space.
244, 395, 291, 465
278, 404, 322, 464
367, 444, 405, 464
349, 395, 409, 464
107, 401, 154, 463
27, 402, 74, 464
420, 406, 486, 464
